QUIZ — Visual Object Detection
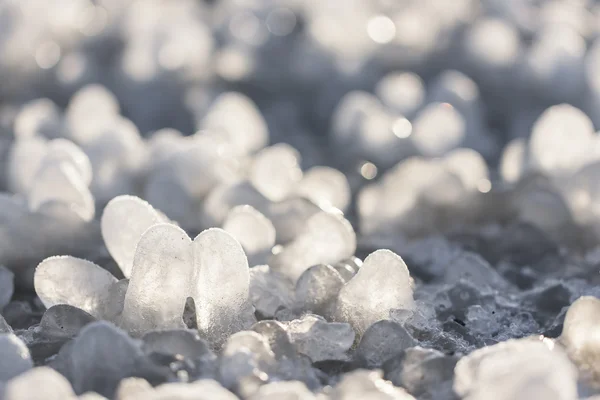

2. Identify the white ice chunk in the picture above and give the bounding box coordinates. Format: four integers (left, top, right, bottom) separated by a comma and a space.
120, 224, 192, 335
44, 139, 93, 187
201, 92, 268, 155
286, 314, 355, 362
375, 72, 425, 117
6, 136, 48, 195
464, 18, 521, 69
443, 148, 489, 192
335, 249, 414, 336
529, 104, 594, 176
14, 98, 63, 140
202, 182, 270, 227
28, 161, 95, 222
561, 296, 600, 383
223, 205, 275, 266
34, 256, 117, 318
66, 85, 120, 144
3, 367, 76, 400
271, 211, 356, 282
411, 103, 465, 157
500, 137, 528, 184
294, 166, 351, 211
250, 144, 302, 202
192, 228, 254, 347
101, 195, 167, 278
454, 338, 578, 400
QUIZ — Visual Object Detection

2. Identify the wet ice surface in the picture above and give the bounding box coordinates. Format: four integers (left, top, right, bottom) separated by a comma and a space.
2, 0, 600, 399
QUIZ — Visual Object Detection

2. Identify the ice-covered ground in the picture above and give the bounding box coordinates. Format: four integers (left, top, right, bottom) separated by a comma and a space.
1, 0, 600, 399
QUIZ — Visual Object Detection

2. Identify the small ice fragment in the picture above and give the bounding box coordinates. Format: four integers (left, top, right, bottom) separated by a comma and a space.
251, 320, 296, 360
294, 166, 351, 211
28, 161, 95, 222
335, 249, 414, 336
114, 378, 153, 400
250, 144, 302, 202
14, 99, 63, 140
375, 72, 425, 117
332, 369, 415, 399
192, 228, 255, 347
40, 305, 96, 339
267, 197, 321, 244
271, 211, 356, 282
561, 296, 600, 384
411, 102, 466, 157
464, 18, 521, 69
120, 224, 192, 335
443, 148, 489, 192
65, 85, 120, 144
6, 136, 49, 195
44, 139, 93, 187
3, 367, 76, 400
383, 347, 457, 398
150, 379, 238, 400
35, 256, 117, 318
141, 329, 213, 360
286, 314, 354, 362
223, 205, 276, 266
500, 137, 528, 183
66, 322, 142, 397
529, 104, 595, 176
201, 92, 268, 155
294, 264, 345, 318
454, 338, 578, 400
0, 265, 14, 309
101, 195, 167, 278
249, 265, 294, 318
219, 331, 275, 391
355, 320, 415, 368
248, 381, 316, 400
0, 334, 32, 381
202, 182, 270, 227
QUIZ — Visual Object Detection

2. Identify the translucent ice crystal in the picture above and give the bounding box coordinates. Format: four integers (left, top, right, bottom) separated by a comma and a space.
529, 104, 595, 176
101, 195, 167, 278
250, 143, 302, 202
28, 161, 95, 222
464, 18, 521, 70
35, 256, 118, 319
500, 137, 528, 184
285, 314, 354, 362
249, 265, 294, 318
3, 367, 76, 400
442, 148, 489, 192
294, 166, 351, 212
223, 205, 276, 266
454, 337, 578, 400
192, 228, 255, 347
6, 136, 50, 195
13, 98, 63, 140
201, 92, 269, 155
247, 381, 316, 400
375, 72, 425, 117
561, 296, 600, 385
335, 249, 414, 336
271, 211, 356, 282
332, 369, 415, 400
355, 320, 415, 368
120, 223, 192, 334
411, 102, 466, 157
0, 334, 33, 381
294, 264, 345, 318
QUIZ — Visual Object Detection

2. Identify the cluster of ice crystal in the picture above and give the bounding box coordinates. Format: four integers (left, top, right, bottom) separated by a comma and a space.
2, 0, 600, 399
